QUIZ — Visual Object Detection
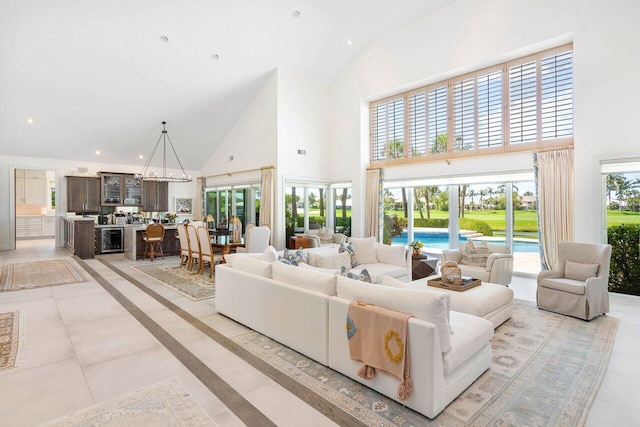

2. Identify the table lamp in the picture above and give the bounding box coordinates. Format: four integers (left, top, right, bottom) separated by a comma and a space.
205, 214, 215, 229
230, 215, 242, 243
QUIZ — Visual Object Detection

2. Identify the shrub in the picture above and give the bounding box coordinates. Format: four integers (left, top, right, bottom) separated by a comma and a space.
607, 224, 640, 296
459, 218, 493, 236
414, 218, 448, 228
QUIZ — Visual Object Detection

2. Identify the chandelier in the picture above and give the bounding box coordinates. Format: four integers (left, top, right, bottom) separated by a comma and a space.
136, 121, 192, 183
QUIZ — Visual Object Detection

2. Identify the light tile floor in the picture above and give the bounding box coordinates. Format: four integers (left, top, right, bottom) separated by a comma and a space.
0, 239, 639, 426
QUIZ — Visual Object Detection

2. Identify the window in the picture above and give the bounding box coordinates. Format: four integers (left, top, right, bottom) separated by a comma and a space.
370, 44, 573, 164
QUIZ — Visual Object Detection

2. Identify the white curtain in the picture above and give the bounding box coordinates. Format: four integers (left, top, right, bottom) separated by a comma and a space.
535, 149, 574, 270
260, 167, 275, 229
195, 177, 205, 221
365, 168, 383, 239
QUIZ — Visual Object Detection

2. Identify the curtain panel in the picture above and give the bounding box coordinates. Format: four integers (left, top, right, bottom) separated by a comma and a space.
534, 149, 574, 270
365, 168, 383, 239
260, 166, 275, 229
196, 177, 205, 221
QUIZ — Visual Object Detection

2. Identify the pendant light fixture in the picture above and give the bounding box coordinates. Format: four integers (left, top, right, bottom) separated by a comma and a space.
136, 121, 192, 183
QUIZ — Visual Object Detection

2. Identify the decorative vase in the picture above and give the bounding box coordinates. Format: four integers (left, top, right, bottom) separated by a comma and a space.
412, 248, 421, 257
231, 215, 242, 243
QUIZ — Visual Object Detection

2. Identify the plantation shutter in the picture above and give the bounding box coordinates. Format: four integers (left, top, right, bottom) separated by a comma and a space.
370, 103, 387, 162
509, 60, 538, 144
541, 50, 573, 140
408, 92, 426, 157
427, 85, 448, 154
453, 78, 475, 151
477, 70, 503, 148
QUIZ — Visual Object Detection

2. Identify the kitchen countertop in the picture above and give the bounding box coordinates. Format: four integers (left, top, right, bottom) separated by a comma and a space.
96, 224, 178, 230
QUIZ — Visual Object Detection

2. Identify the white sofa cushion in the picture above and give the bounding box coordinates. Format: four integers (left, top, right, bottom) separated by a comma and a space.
231, 256, 273, 278
316, 251, 352, 270
224, 252, 261, 266
442, 311, 494, 375
375, 242, 406, 268
262, 245, 279, 262
272, 261, 337, 296
354, 263, 406, 283
336, 275, 452, 353
349, 237, 378, 264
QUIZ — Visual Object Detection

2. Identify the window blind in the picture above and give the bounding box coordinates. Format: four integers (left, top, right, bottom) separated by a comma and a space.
453, 78, 475, 151
477, 70, 502, 148
541, 51, 573, 140
509, 60, 538, 144
408, 92, 426, 157
428, 85, 448, 154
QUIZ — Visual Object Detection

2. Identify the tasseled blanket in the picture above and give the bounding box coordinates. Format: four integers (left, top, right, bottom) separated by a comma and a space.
346, 300, 414, 400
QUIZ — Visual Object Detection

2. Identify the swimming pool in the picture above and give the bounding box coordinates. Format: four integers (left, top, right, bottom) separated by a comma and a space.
392, 231, 539, 253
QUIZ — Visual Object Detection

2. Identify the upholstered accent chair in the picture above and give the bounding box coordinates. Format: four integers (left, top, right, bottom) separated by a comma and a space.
442, 242, 513, 286
236, 225, 271, 253
537, 241, 612, 321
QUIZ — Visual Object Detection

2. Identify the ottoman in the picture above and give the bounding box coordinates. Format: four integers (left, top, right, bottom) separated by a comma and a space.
408, 276, 514, 328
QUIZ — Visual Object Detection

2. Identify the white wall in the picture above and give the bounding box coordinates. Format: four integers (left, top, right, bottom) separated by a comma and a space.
200, 71, 278, 177
329, 0, 640, 242
0, 154, 198, 251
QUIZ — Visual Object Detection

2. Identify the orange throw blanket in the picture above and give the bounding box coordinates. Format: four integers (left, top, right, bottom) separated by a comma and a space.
346, 300, 414, 400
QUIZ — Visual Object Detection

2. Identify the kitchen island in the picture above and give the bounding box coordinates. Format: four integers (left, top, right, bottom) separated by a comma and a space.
124, 224, 179, 261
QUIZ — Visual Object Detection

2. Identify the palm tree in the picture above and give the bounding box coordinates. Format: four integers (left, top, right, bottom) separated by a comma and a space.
459, 184, 467, 218
467, 189, 477, 210
479, 189, 486, 211
414, 187, 425, 219
485, 187, 494, 210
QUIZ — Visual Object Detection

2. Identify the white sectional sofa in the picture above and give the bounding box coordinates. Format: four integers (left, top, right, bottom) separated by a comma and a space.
215, 253, 494, 419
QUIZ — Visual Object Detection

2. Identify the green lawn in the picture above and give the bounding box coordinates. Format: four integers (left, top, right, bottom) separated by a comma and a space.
606, 210, 640, 226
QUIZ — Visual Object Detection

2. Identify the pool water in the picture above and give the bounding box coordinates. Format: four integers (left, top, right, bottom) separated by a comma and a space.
393, 231, 539, 253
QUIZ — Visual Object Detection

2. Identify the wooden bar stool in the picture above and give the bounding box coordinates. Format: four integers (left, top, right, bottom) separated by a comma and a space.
142, 223, 165, 261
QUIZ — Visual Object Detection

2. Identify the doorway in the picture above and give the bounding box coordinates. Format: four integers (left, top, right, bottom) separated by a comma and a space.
15, 168, 56, 244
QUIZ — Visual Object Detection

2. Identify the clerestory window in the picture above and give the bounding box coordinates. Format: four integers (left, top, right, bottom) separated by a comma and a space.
370, 44, 573, 164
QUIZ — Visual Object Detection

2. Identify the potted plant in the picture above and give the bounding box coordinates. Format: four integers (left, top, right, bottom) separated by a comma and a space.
410, 240, 424, 256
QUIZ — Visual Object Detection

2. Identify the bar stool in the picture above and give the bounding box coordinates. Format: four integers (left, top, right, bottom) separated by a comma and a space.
142, 223, 165, 261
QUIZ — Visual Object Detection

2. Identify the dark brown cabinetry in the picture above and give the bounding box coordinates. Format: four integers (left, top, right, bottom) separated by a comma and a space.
100, 173, 142, 206
62, 218, 95, 259
66, 177, 101, 213
142, 181, 168, 212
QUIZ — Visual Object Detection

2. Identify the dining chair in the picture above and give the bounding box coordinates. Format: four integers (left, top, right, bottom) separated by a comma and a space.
196, 226, 223, 277
176, 223, 190, 267
186, 224, 201, 271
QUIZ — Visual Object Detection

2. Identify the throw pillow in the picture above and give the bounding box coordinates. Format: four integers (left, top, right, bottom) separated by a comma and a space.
375, 242, 407, 267
460, 240, 490, 266
339, 243, 359, 268
348, 237, 378, 264
230, 256, 273, 278
340, 266, 372, 283
564, 260, 599, 281
261, 245, 279, 262
317, 251, 352, 270
278, 248, 307, 266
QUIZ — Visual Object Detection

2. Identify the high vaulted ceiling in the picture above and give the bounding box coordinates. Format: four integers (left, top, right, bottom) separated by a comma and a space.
0, 0, 455, 170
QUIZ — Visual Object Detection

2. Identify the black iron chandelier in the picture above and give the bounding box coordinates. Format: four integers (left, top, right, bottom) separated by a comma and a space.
136, 121, 192, 183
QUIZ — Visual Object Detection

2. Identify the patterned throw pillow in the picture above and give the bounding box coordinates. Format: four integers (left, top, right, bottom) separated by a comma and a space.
460, 240, 490, 266
340, 266, 372, 283
278, 248, 307, 266
339, 243, 358, 268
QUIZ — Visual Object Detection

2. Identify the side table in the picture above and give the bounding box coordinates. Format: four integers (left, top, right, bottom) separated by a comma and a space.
289, 236, 312, 249
411, 254, 439, 280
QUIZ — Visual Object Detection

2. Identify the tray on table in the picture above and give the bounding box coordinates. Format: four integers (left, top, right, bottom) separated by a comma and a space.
427, 277, 481, 292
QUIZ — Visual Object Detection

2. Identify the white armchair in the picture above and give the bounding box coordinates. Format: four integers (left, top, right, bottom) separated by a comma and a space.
537, 241, 612, 321
442, 242, 513, 286
236, 225, 271, 253
305, 228, 347, 247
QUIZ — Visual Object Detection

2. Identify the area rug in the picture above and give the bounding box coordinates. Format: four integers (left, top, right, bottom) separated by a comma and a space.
0, 259, 89, 292
232, 300, 619, 426
38, 379, 218, 426
0, 310, 25, 371
131, 262, 215, 301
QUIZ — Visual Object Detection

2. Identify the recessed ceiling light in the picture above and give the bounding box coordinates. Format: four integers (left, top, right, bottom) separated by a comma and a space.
292, 10, 301, 18
26, 118, 35, 124
138, 155, 144, 159
211, 53, 220, 60
347, 40, 353, 47
95, 150, 101, 155
160, 35, 169, 43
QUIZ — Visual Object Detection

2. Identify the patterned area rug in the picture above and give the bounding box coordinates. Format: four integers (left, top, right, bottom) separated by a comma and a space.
0, 310, 25, 371
0, 259, 89, 292
38, 379, 217, 426
233, 300, 619, 426
131, 262, 215, 301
